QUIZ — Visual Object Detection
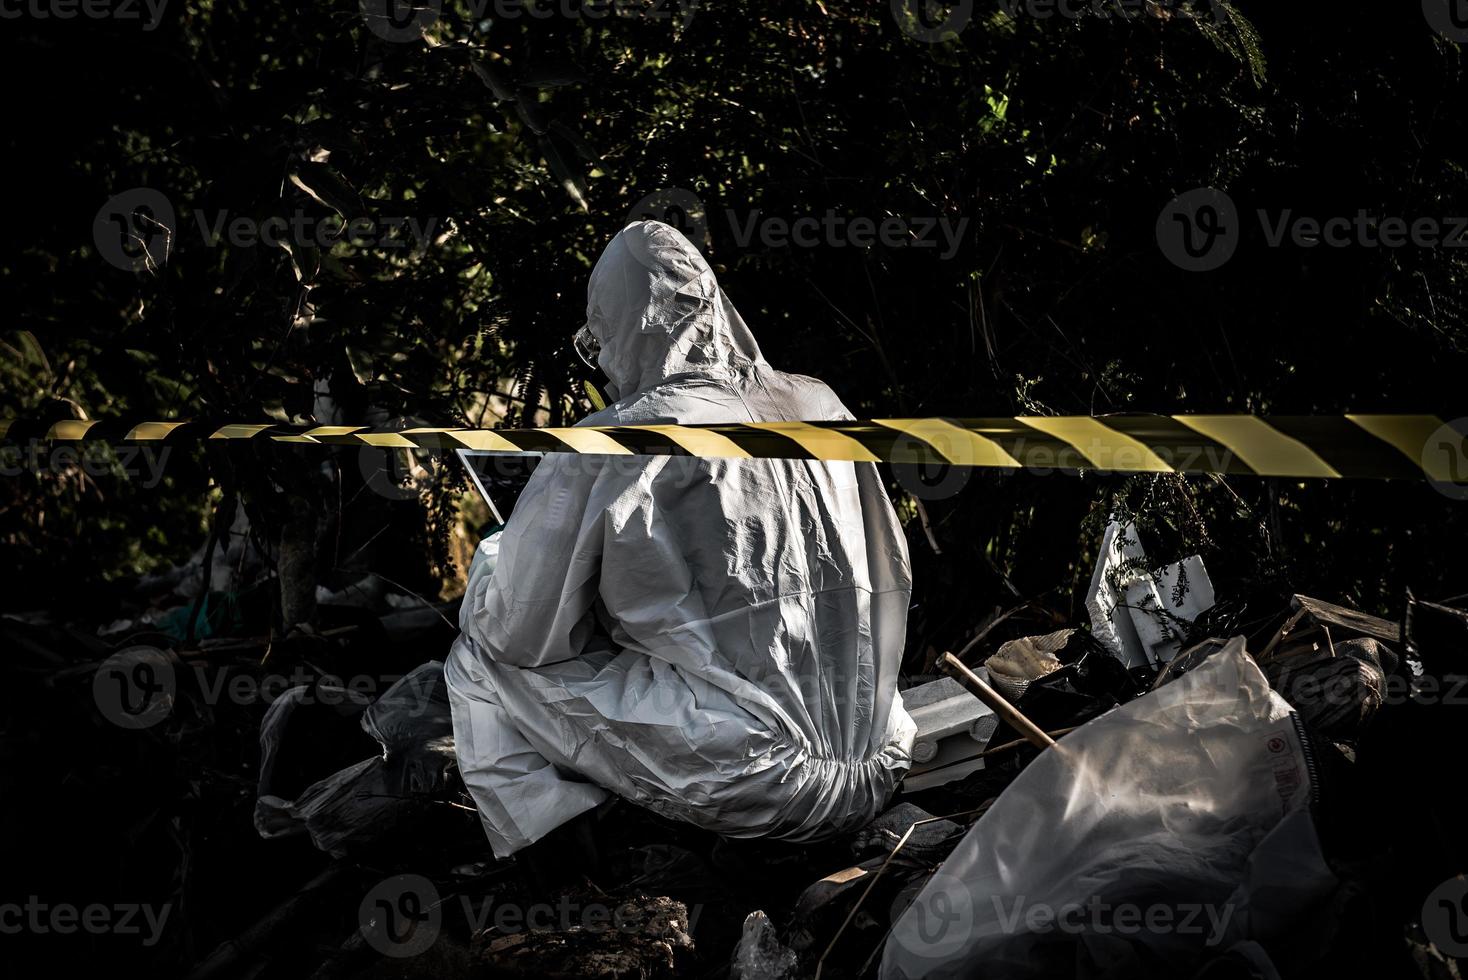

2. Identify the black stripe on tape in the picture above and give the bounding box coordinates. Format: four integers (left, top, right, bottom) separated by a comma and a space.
1100, 416, 1250, 476
1266, 417, 1424, 480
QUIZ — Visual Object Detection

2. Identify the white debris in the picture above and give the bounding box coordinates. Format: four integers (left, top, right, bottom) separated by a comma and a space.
899, 675, 998, 790
1086, 521, 1216, 669
731, 910, 797, 980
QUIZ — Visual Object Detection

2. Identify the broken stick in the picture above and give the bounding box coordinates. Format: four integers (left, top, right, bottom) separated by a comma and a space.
938, 652, 1057, 750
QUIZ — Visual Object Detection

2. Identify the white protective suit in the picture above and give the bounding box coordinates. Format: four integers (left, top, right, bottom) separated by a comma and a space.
445, 220, 916, 858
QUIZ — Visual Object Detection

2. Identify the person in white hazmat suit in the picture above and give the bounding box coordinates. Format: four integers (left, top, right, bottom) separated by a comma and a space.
445, 219, 916, 858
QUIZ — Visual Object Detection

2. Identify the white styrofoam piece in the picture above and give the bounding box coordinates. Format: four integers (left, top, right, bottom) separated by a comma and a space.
1086, 521, 1149, 667
906, 674, 995, 745
1086, 521, 1216, 669
901, 673, 997, 783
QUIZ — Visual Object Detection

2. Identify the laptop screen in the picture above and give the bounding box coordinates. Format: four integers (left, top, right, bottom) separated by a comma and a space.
455, 450, 542, 527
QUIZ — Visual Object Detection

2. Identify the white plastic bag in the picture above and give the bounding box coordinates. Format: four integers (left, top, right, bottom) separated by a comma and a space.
882, 638, 1336, 979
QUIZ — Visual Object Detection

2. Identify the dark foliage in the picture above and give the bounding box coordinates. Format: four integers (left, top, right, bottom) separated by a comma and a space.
3, 0, 1467, 638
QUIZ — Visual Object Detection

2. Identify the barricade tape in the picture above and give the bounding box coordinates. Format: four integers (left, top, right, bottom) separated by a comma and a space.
0, 415, 1460, 481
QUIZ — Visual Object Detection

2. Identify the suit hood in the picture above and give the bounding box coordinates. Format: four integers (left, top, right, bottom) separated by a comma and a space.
584, 220, 765, 400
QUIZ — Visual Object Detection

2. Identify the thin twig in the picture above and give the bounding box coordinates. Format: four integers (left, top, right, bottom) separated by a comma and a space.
814, 807, 988, 980
953, 602, 1032, 662
364, 572, 456, 630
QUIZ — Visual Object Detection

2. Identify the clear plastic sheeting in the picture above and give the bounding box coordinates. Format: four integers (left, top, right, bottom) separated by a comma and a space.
882, 638, 1336, 980
447, 220, 916, 858
254, 662, 457, 857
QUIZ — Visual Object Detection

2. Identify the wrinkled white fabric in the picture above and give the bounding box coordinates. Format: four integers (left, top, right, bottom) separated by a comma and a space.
881, 639, 1336, 979
446, 220, 916, 858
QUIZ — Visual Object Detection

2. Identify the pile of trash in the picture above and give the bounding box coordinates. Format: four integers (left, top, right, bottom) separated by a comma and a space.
10, 519, 1464, 978
202, 520, 1461, 978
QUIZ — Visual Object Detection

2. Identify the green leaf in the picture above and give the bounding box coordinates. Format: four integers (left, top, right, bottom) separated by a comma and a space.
345, 345, 375, 385
290, 164, 368, 220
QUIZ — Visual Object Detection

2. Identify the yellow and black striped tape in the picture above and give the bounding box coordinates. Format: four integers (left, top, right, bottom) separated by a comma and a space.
0, 415, 1462, 482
